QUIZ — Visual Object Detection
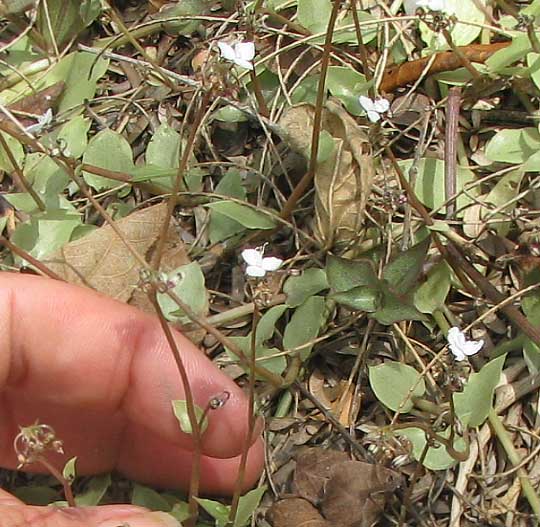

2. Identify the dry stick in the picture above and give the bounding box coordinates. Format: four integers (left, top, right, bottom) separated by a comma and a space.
387, 149, 540, 348
228, 302, 260, 525
444, 86, 461, 219
441, 28, 482, 82
279, 0, 343, 221
292, 379, 373, 461
149, 291, 202, 526
350, 0, 372, 85
0, 132, 46, 211
0, 236, 63, 280
153, 92, 210, 271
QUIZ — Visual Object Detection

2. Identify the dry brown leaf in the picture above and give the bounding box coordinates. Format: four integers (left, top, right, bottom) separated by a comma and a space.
321, 460, 403, 527
291, 448, 402, 527
279, 101, 373, 248
45, 203, 189, 303
267, 497, 330, 527
293, 448, 350, 505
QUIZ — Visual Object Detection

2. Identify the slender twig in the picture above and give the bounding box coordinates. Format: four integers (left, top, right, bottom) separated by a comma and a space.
279, 0, 343, 221
149, 290, 202, 526
37, 456, 76, 507
445, 87, 461, 219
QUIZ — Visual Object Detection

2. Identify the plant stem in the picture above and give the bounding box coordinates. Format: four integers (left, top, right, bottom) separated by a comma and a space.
150, 291, 202, 526
279, 0, 343, 221
488, 409, 540, 519
37, 456, 75, 507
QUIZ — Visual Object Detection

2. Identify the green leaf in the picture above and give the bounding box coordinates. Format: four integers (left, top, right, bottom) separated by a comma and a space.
414, 261, 451, 314
400, 157, 478, 215
82, 129, 134, 190
331, 285, 381, 312
485, 128, 540, 164
283, 296, 326, 360
13, 486, 59, 505
157, 263, 208, 324
383, 237, 430, 295
75, 474, 111, 506
372, 287, 424, 325
290, 75, 319, 105
486, 35, 532, 73
297, 0, 332, 34
418, 0, 485, 49
255, 305, 289, 345
171, 400, 208, 435
0, 132, 24, 172
153, 0, 209, 35
396, 427, 465, 470
326, 255, 378, 292
209, 170, 248, 244
132, 484, 171, 511
327, 66, 366, 115
196, 498, 230, 527
62, 456, 77, 482
213, 105, 249, 123
56, 115, 90, 158
146, 123, 181, 169
454, 354, 506, 427
37, 0, 87, 47
234, 486, 266, 527
482, 169, 524, 235
11, 209, 81, 260
368, 361, 425, 413
205, 201, 276, 229
24, 153, 70, 202
79, 0, 101, 26
284, 268, 328, 307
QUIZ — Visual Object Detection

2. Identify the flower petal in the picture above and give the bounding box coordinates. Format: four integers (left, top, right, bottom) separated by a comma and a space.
246, 265, 266, 277
217, 41, 236, 62
372, 98, 390, 113
463, 339, 484, 356
241, 248, 263, 266
358, 95, 375, 112
234, 58, 254, 70
261, 257, 283, 272
234, 42, 255, 62
366, 110, 381, 123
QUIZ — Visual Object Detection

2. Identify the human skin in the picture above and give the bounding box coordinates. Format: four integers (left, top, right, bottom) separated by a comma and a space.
0, 273, 265, 527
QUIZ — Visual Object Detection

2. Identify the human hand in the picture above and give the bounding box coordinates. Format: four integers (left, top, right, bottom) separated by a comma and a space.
0, 273, 264, 526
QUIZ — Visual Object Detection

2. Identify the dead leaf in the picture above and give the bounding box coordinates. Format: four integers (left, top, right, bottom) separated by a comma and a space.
291, 448, 402, 527
293, 448, 350, 505
321, 460, 403, 527
279, 100, 373, 248
267, 497, 330, 527
45, 203, 189, 303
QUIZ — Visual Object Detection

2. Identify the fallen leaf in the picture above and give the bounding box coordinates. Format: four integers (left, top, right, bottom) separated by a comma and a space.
45, 203, 188, 303
293, 448, 350, 505
279, 100, 373, 248
321, 460, 403, 527
291, 448, 402, 527
267, 497, 330, 527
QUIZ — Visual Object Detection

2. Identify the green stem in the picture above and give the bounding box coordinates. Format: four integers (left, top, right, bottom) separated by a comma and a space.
488, 409, 540, 519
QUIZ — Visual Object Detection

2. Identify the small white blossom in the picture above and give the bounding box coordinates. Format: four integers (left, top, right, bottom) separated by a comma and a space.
404, 0, 451, 15
241, 246, 283, 278
447, 327, 484, 361
358, 95, 390, 123
217, 41, 255, 70
25, 108, 53, 134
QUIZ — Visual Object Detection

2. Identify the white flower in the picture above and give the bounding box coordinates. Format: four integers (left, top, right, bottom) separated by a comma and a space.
241, 246, 283, 278
217, 41, 255, 70
358, 95, 390, 123
447, 327, 484, 361
404, 0, 451, 15
25, 108, 53, 134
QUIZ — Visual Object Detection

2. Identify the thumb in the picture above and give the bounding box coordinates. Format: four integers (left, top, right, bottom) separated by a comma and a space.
0, 490, 180, 527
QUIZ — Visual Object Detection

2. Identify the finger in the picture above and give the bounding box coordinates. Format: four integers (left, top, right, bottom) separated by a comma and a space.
0, 491, 180, 527
118, 435, 265, 494
0, 274, 263, 478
